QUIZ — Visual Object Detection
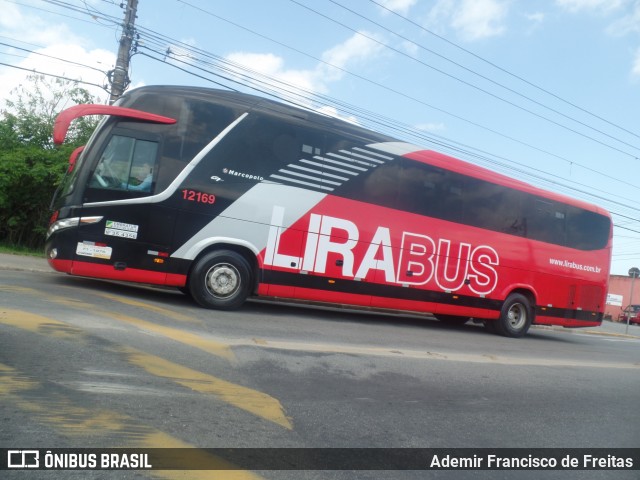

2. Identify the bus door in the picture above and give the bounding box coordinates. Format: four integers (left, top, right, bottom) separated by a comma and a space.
72, 129, 178, 284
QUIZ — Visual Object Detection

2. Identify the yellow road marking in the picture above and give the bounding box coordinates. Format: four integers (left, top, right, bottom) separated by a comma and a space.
105, 312, 235, 362
0, 309, 85, 341
91, 292, 200, 324
0, 363, 264, 480
1, 283, 201, 324
1, 287, 233, 361
120, 347, 292, 430
0, 311, 291, 430
0, 285, 39, 294
0, 363, 38, 394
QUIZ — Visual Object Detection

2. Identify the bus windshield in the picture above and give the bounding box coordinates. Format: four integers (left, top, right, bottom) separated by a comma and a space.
51, 104, 176, 206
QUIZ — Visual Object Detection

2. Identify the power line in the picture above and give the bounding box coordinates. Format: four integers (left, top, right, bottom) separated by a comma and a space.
328, 0, 640, 154
0, 61, 109, 91
9, 0, 640, 230
368, 0, 640, 143
168, 0, 640, 192
136, 37, 640, 222
0, 41, 107, 74
129, 3, 640, 205
36, 0, 640, 182
290, 0, 640, 159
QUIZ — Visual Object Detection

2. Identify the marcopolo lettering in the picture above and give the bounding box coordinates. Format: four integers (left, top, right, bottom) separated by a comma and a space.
264, 206, 500, 296
223, 169, 264, 181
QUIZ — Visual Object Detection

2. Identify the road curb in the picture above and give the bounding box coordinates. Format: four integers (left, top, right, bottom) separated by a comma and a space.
0, 253, 50, 273
573, 328, 640, 339
532, 324, 640, 340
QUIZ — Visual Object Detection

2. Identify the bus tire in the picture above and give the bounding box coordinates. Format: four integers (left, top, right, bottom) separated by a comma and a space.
189, 250, 251, 310
434, 314, 470, 326
493, 293, 533, 338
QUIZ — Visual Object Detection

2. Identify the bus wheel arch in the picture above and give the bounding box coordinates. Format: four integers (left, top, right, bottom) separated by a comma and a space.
187, 245, 257, 310
490, 289, 536, 338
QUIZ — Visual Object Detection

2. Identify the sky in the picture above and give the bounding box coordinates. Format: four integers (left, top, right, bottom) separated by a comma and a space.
1, 0, 640, 276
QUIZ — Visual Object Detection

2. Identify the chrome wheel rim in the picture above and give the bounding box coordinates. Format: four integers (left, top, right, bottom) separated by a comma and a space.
507, 302, 527, 330
205, 263, 240, 298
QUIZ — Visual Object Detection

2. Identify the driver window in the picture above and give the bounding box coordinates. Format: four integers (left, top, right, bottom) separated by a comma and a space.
90, 135, 159, 194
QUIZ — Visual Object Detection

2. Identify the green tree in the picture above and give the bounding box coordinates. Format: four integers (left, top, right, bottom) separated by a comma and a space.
0, 75, 101, 249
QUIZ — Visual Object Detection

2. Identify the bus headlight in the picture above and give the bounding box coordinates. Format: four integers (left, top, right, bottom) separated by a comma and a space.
46, 216, 103, 239
47, 217, 79, 239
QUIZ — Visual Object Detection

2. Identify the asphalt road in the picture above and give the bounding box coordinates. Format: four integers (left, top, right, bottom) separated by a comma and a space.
1, 260, 639, 480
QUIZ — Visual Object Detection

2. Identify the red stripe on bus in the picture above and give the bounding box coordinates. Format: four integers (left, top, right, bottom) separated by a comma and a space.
50, 259, 187, 287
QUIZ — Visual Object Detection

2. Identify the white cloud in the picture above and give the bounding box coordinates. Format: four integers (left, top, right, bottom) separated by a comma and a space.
319, 31, 385, 82
573, 2, 640, 79
315, 105, 360, 124
555, 0, 624, 13
225, 52, 321, 93
451, 0, 508, 41
376, 0, 418, 16
425, 0, 457, 34
426, 0, 509, 41
400, 40, 420, 57
525, 12, 545, 23
606, 2, 640, 36
416, 122, 446, 132
223, 32, 385, 121
225, 31, 385, 94
523, 11, 545, 35
0, 44, 114, 106
632, 47, 640, 78
0, 3, 115, 105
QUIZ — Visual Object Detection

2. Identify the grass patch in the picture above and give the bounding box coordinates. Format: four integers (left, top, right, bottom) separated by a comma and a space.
0, 243, 45, 257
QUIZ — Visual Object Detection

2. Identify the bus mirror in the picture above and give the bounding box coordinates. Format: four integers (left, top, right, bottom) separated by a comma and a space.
68, 145, 85, 173
53, 104, 177, 145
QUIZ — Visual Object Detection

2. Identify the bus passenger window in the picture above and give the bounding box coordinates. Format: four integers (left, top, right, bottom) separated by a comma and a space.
525, 198, 566, 245
90, 135, 159, 194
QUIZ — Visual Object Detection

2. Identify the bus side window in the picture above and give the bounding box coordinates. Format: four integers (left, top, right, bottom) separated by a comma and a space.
464, 179, 526, 236
89, 134, 159, 196
566, 207, 610, 250
397, 162, 464, 223
525, 198, 566, 245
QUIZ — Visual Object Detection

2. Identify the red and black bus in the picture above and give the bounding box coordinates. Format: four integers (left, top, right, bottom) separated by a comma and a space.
46, 86, 612, 337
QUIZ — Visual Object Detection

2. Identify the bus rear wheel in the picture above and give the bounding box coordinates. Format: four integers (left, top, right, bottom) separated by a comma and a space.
189, 250, 251, 310
492, 293, 533, 338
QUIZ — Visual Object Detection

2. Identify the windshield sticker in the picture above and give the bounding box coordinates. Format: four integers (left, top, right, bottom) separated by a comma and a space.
105, 220, 138, 239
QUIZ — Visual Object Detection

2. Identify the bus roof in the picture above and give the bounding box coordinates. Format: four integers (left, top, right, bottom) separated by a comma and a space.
115, 85, 609, 219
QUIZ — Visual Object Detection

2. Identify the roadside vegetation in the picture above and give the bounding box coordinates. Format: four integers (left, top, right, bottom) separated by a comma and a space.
0, 75, 100, 252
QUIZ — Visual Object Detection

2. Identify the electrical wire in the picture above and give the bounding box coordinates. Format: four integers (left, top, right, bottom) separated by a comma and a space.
131, 11, 640, 203
5, 0, 640, 245
290, 0, 640, 159
368, 0, 640, 143
0, 61, 109, 92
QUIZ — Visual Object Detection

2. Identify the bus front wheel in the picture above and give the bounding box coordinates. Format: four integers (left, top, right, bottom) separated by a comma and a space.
491, 293, 533, 338
189, 250, 251, 310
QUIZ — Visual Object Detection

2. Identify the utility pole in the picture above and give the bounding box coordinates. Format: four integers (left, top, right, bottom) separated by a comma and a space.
626, 267, 639, 335
108, 0, 139, 104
